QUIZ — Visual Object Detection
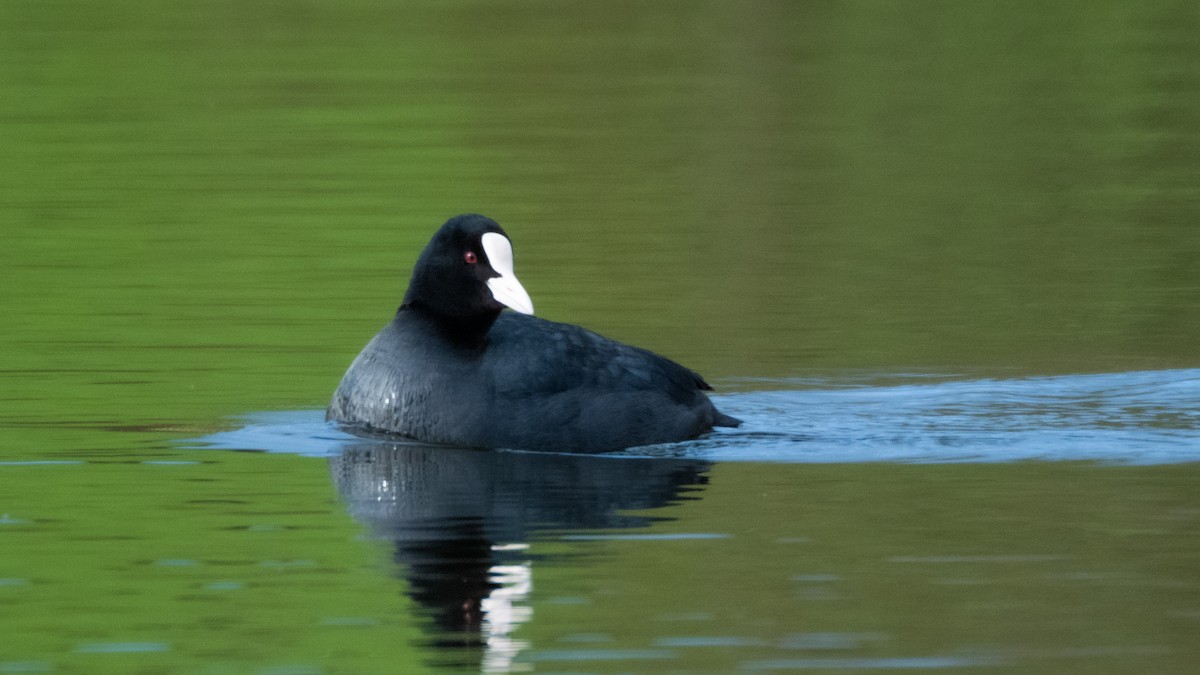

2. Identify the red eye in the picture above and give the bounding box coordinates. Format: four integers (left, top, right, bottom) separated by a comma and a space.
464, 251, 478, 264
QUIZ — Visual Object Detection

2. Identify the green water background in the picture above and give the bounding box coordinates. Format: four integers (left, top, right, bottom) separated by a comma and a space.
2, 1, 1199, 673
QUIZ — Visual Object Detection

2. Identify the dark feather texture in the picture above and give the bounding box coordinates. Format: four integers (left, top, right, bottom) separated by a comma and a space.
327, 214, 740, 452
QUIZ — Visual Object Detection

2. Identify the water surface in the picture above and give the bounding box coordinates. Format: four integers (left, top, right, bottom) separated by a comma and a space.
2, 1, 1200, 673
203, 369, 1200, 465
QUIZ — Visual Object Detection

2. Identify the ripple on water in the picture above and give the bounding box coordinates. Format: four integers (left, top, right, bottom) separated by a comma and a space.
0, 662, 54, 673
188, 369, 1200, 465
74, 642, 170, 654
740, 654, 1006, 670
524, 648, 676, 662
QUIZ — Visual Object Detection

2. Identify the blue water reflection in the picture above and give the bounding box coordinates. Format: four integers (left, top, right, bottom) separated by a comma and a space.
186, 369, 1200, 671
197, 369, 1200, 464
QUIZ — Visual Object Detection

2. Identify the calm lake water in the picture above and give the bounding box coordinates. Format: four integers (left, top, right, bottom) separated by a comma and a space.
3, 1, 1200, 673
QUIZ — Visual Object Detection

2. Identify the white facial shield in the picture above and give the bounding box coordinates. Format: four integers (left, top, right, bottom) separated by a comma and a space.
481, 232, 534, 315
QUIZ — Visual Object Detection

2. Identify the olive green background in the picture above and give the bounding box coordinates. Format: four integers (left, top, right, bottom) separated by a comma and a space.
2, 1, 1198, 672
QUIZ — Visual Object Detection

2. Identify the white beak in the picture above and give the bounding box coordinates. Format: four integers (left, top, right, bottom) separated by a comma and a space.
482, 232, 534, 315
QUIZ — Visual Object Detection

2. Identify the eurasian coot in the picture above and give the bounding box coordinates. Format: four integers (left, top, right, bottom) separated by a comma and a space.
327, 214, 741, 452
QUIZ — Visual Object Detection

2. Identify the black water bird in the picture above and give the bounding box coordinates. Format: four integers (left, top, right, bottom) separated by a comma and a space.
327, 214, 741, 452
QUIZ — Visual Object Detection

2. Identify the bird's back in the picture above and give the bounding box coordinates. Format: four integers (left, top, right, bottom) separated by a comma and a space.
328, 311, 734, 452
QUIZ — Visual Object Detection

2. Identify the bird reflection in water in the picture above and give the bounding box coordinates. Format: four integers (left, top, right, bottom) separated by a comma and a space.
329, 441, 710, 672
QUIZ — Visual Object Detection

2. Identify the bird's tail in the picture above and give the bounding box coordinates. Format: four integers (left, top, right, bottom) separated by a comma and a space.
713, 411, 742, 428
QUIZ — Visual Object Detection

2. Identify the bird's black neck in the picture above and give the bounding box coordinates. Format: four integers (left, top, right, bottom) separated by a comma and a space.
399, 302, 499, 350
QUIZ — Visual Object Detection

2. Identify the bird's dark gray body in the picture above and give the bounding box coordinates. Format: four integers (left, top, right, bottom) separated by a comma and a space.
328, 310, 733, 452
326, 214, 740, 452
